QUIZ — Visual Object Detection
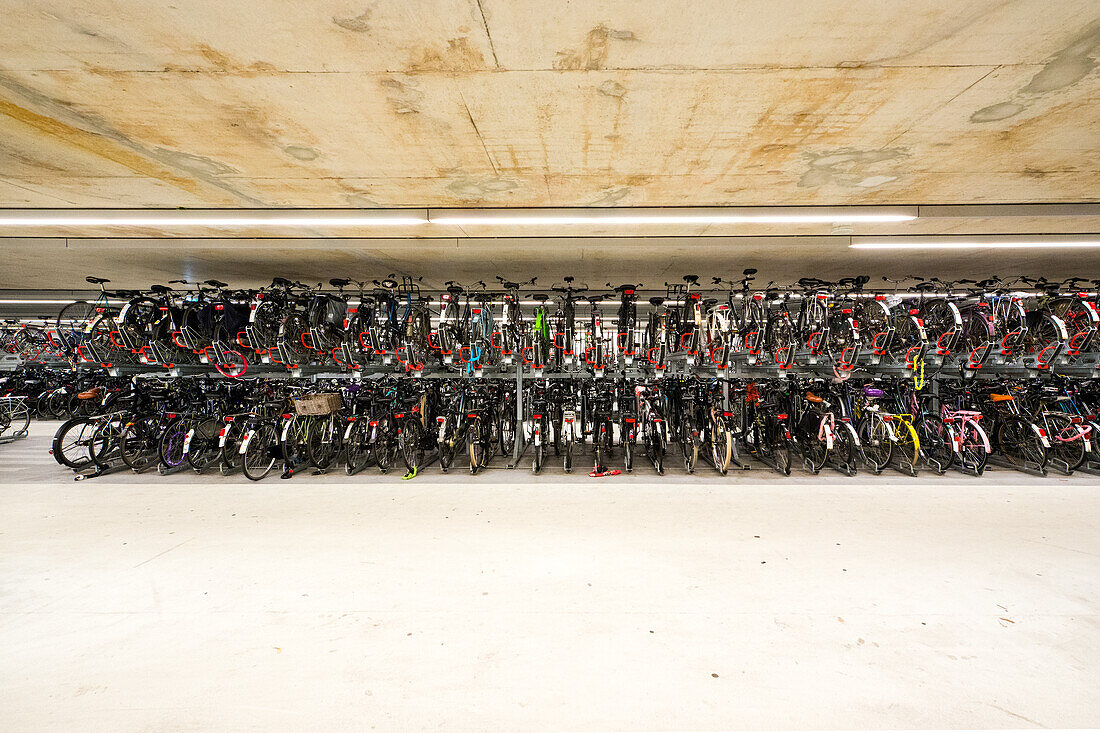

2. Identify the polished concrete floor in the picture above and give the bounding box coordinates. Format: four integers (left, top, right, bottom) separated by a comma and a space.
1, 421, 1098, 731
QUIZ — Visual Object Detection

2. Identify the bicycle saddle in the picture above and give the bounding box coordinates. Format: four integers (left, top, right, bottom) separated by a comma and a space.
271, 277, 292, 287
113, 289, 140, 299
989, 393, 1013, 402
329, 278, 350, 288
682, 275, 699, 285
805, 391, 824, 403
86, 276, 110, 285
913, 282, 937, 292
649, 297, 666, 307
446, 284, 464, 295
529, 293, 549, 302
703, 298, 718, 308
204, 279, 229, 289
149, 284, 172, 294
863, 386, 885, 398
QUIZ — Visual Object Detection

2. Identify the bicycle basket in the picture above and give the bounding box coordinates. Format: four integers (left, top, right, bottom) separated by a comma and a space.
292, 393, 342, 415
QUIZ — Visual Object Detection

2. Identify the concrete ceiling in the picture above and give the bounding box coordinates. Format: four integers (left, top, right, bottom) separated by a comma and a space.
0, 0, 1098, 209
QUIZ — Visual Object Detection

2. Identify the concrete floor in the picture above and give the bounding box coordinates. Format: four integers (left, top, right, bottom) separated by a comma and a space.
1, 421, 1098, 731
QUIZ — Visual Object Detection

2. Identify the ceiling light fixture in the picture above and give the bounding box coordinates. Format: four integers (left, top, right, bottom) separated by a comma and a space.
0, 209, 429, 227
431, 206, 917, 225
851, 236, 1100, 249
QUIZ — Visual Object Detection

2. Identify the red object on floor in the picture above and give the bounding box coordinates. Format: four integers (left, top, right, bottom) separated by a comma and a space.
588, 469, 622, 478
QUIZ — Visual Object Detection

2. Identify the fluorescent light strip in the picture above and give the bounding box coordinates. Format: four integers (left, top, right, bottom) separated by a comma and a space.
433, 214, 915, 225
0, 217, 424, 227
852, 240, 1100, 249
0, 207, 916, 228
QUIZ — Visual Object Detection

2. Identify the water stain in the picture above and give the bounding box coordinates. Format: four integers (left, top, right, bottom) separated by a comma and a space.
333, 8, 372, 33
798, 147, 907, 188
588, 187, 631, 205
381, 78, 424, 114
344, 191, 381, 207
407, 37, 486, 72
554, 24, 638, 70
445, 174, 519, 200
970, 101, 1025, 122
1022, 22, 1100, 94
163, 46, 280, 75
284, 145, 320, 161
196, 44, 233, 71
971, 20, 1099, 123
155, 148, 238, 176
0, 90, 250, 203
597, 80, 627, 98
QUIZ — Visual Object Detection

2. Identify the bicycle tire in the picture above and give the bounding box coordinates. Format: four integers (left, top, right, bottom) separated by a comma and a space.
997, 417, 1047, 471
52, 417, 96, 469
400, 417, 425, 473
186, 416, 222, 473
242, 423, 278, 481
119, 416, 158, 472
858, 415, 892, 473
1044, 412, 1085, 472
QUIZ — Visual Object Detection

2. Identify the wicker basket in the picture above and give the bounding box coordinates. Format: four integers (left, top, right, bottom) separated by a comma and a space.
292, 393, 342, 415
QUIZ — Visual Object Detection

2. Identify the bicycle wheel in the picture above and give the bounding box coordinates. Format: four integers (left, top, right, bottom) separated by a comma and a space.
242, 423, 278, 481
1045, 413, 1086, 472
800, 428, 828, 474
918, 415, 954, 474
958, 420, 990, 475
467, 418, 485, 474
345, 419, 374, 475
185, 416, 221, 473
858, 416, 892, 473
280, 415, 306, 466
157, 418, 187, 470
832, 421, 857, 473
563, 432, 573, 473
895, 420, 920, 470
375, 418, 398, 473
4, 399, 30, 437
88, 415, 123, 469
680, 420, 698, 473
219, 420, 244, 475
649, 426, 665, 475
119, 416, 159, 472
498, 407, 516, 456
307, 416, 340, 471
52, 417, 96, 469
594, 424, 610, 473
56, 300, 96, 351
766, 416, 792, 476
532, 427, 544, 474
997, 417, 1047, 470
623, 430, 633, 472
400, 417, 425, 474
711, 421, 731, 475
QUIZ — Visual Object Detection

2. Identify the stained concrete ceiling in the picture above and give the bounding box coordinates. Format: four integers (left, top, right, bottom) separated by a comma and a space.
0, 0, 1098, 209
1, 2, 1098, 296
